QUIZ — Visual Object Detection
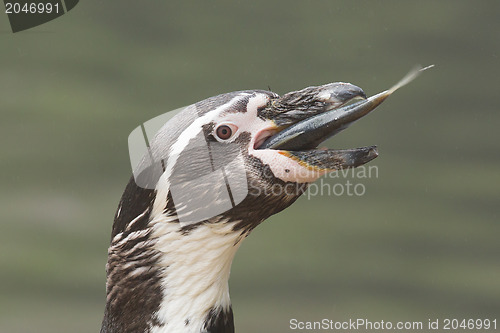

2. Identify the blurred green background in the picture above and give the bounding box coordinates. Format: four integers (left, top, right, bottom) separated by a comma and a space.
1, 1, 499, 332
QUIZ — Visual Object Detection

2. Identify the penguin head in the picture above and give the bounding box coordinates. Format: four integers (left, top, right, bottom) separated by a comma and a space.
130, 84, 378, 232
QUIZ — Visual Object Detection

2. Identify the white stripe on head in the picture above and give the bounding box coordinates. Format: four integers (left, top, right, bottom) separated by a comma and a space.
151, 93, 252, 219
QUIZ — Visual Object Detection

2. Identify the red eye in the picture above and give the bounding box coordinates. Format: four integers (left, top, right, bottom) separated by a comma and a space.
215, 124, 234, 140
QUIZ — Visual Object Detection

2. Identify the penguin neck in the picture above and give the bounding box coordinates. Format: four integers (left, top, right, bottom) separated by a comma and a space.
101, 177, 259, 333
148, 220, 245, 333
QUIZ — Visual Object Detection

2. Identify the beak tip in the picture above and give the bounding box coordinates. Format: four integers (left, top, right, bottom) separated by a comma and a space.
351, 145, 378, 168
363, 145, 379, 163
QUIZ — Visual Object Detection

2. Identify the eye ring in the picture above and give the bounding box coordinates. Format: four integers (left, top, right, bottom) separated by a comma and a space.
215, 124, 237, 141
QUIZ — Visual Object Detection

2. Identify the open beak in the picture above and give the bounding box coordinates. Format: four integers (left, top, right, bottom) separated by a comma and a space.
257, 66, 431, 171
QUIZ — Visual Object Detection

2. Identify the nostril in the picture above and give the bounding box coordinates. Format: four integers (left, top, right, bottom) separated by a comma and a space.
331, 84, 367, 102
